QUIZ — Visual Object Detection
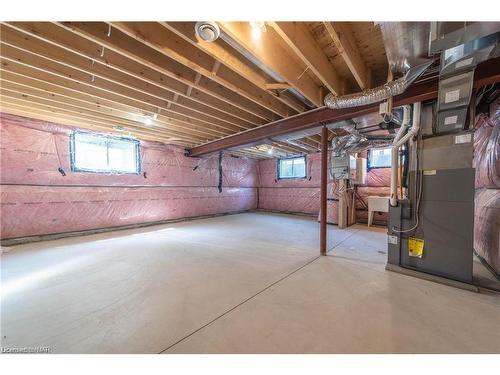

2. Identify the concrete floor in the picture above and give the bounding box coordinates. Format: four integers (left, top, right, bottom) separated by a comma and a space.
1, 212, 499, 353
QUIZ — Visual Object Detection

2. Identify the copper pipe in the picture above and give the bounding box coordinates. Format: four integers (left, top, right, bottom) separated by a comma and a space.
320, 126, 328, 256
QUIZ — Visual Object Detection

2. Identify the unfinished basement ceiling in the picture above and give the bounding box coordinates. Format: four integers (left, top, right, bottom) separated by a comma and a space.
0, 22, 391, 158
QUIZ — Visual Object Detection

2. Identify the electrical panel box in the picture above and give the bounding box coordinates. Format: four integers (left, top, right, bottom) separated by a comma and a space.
331, 156, 349, 179
332, 155, 367, 183
349, 157, 367, 185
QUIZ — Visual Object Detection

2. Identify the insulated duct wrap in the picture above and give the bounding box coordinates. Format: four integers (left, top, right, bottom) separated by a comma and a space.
474, 188, 500, 275
324, 61, 432, 109
474, 99, 500, 189
331, 134, 393, 157
472, 98, 500, 275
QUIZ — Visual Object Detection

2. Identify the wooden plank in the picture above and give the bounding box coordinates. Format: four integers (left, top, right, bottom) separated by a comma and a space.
271, 22, 343, 95
3, 22, 266, 127
161, 21, 306, 114
108, 22, 284, 120
323, 22, 370, 90
0, 47, 247, 137
0, 25, 251, 133
218, 22, 324, 107
0, 100, 197, 146
337, 179, 348, 229
264, 83, 292, 90
0, 60, 238, 143
57, 22, 276, 122
0, 79, 224, 139
0, 92, 213, 143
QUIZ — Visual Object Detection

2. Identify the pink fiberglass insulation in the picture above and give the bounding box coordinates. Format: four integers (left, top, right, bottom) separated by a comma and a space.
357, 149, 391, 188
471, 99, 500, 275
474, 188, 500, 275
473, 99, 500, 189
257, 151, 390, 225
0, 113, 258, 239
257, 153, 332, 217
1, 185, 256, 238
366, 168, 391, 187
257, 152, 322, 217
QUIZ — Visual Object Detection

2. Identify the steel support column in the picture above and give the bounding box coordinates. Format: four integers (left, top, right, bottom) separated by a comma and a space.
320, 125, 328, 256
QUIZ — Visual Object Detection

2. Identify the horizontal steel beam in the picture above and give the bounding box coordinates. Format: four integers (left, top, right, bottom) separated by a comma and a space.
188, 57, 500, 157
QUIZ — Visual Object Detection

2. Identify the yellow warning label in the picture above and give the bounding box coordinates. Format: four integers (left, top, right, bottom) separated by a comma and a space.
408, 237, 424, 258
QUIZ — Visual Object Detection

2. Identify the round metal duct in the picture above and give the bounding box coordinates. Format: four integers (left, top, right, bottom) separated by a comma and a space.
195, 22, 220, 42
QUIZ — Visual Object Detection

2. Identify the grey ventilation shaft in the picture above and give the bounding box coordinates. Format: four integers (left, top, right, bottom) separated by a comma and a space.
430, 22, 500, 134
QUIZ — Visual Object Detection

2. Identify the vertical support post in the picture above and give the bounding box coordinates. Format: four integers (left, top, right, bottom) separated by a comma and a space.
320, 126, 328, 256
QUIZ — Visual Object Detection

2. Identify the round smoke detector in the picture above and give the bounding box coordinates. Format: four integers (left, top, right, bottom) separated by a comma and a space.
195, 22, 220, 42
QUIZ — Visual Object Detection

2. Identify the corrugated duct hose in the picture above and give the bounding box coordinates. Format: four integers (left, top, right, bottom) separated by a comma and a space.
323, 61, 433, 110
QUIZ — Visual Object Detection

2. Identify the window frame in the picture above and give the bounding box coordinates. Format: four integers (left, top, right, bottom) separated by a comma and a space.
367, 146, 392, 170
69, 131, 141, 175
277, 155, 307, 180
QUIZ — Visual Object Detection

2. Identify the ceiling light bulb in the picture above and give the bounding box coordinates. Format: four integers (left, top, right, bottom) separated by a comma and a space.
144, 117, 153, 125
251, 27, 261, 39
267, 148, 273, 155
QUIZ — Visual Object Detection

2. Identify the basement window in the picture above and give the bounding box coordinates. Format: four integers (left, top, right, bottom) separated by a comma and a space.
368, 147, 392, 169
278, 156, 306, 179
70, 132, 140, 174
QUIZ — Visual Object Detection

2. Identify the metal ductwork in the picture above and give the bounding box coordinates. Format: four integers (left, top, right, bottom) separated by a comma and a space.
324, 61, 433, 110
328, 115, 399, 158
430, 23, 500, 134
377, 22, 432, 75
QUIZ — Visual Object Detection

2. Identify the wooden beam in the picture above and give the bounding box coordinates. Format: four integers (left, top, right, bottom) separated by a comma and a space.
188, 57, 500, 156
0, 62, 223, 137
0, 99, 197, 146
218, 22, 324, 107
57, 22, 275, 123
0, 91, 213, 143
265, 83, 292, 91
0, 45, 247, 136
0, 79, 224, 139
161, 21, 306, 114
323, 22, 370, 90
3, 22, 265, 127
108, 22, 285, 120
0, 25, 253, 132
0, 53, 237, 140
270, 22, 343, 95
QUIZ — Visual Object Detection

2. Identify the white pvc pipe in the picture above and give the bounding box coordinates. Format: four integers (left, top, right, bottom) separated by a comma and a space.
390, 104, 417, 207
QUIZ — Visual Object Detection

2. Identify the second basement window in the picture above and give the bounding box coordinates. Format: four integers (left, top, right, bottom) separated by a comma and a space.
70, 131, 140, 174
368, 147, 392, 169
278, 156, 306, 179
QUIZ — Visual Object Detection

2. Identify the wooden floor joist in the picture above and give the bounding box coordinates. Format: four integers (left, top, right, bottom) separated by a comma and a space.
58, 22, 279, 123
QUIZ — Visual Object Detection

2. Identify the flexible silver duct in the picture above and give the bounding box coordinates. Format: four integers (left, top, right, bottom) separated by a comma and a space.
329, 114, 400, 157
324, 61, 433, 110
332, 134, 393, 157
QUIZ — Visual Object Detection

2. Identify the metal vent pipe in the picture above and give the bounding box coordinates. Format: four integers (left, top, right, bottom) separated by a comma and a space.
324, 61, 432, 110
